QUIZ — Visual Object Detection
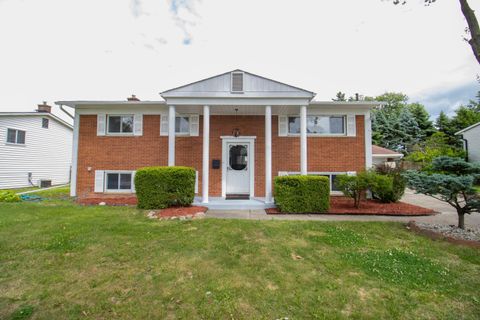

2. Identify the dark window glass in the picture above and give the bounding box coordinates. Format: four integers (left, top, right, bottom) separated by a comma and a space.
330, 117, 344, 134
122, 116, 133, 133
175, 116, 190, 133
119, 174, 132, 189
7, 129, 16, 143
331, 175, 340, 191
16, 130, 25, 144
288, 117, 300, 134
107, 173, 119, 189
229, 145, 248, 170
108, 116, 121, 133
42, 118, 49, 128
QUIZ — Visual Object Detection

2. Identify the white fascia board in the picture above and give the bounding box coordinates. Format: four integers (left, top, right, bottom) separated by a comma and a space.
455, 121, 480, 135
55, 101, 166, 108
310, 101, 384, 108
164, 97, 312, 106
372, 154, 404, 158
0, 112, 73, 130
74, 105, 168, 115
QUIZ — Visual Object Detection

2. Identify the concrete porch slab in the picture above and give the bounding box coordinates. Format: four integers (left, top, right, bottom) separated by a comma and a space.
193, 197, 275, 210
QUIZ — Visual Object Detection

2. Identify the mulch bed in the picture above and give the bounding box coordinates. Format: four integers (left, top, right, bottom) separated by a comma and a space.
148, 206, 208, 219
266, 197, 436, 216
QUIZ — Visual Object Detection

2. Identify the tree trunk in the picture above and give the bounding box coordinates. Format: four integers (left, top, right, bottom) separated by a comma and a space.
459, 0, 480, 65
458, 212, 465, 229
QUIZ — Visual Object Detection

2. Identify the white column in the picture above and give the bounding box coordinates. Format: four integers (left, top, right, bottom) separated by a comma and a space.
300, 105, 307, 175
168, 105, 176, 166
265, 105, 272, 203
202, 105, 210, 203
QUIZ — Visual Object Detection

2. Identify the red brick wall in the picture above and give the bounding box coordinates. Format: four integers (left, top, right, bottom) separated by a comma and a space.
76, 114, 366, 199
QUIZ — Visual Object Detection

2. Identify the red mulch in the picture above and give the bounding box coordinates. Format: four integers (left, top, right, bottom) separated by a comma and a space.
266, 197, 436, 216
78, 196, 138, 206
153, 206, 208, 218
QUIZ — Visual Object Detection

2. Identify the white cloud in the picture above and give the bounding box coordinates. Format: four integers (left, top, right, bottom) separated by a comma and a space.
0, 0, 479, 123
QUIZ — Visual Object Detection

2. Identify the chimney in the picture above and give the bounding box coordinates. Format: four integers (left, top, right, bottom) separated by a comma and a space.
37, 101, 51, 113
127, 94, 140, 101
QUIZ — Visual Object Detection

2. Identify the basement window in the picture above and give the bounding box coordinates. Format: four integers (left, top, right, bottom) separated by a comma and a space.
231, 72, 244, 93
6, 128, 26, 145
105, 172, 133, 192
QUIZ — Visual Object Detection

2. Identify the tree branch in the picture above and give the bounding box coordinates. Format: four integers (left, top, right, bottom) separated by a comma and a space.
459, 0, 480, 64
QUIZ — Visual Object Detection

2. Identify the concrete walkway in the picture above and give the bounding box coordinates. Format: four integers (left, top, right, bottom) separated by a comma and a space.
206, 189, 480, 227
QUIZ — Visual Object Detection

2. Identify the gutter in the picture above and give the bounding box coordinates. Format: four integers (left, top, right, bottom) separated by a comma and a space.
59, 104, 75, 120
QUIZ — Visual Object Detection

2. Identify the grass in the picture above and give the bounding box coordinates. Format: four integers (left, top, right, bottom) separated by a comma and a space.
475, 185, 480, 194
0, 190, 479, 319
0, 186, 40, 194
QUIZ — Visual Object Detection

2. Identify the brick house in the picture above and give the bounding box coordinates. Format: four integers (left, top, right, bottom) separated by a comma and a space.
57, 70, 381, 208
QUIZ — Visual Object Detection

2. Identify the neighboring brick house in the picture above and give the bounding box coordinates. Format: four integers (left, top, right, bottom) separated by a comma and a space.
57, 70, 381, 208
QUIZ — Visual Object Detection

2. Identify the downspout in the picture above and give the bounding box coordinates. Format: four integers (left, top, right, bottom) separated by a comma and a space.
459, 134, 469, 162
59, 104, 74, 120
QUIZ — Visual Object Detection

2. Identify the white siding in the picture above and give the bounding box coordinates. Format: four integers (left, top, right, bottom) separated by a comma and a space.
463, 125, 480, 163
0, 115, 73, 189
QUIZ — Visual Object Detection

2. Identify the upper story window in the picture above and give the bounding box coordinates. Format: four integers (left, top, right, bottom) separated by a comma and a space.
42, 118, 49, 128
288, 115, 346, 135
6, 128, 26, 145
107, 115, 133, 134
175, 116, 190, 134
231, 72, 244, 93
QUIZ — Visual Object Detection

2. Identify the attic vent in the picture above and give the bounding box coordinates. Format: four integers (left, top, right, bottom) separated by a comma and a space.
231, 72, 244, 93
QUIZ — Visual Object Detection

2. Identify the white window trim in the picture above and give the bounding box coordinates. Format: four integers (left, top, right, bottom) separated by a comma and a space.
6, 128, 26, 145
287, 115, 347, 137
104, 170, 135, 193
106, 114, 135, 136
279, 171, 348, 195
231, 71, 244, 93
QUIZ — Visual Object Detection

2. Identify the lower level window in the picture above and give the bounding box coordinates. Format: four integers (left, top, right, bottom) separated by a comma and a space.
106, 173, 132, 191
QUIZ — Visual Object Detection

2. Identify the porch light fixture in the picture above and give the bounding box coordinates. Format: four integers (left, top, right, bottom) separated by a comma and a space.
232, 108, 240, 137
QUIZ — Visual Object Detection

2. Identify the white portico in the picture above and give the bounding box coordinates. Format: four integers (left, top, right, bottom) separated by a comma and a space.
160, 70, 315, 205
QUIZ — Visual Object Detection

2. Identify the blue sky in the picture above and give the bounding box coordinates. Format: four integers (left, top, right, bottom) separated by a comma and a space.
0, 0, 479, 122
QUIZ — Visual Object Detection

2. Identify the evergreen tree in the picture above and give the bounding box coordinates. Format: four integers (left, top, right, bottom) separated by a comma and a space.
332, 92, 346, 101
407, 103, 436, 137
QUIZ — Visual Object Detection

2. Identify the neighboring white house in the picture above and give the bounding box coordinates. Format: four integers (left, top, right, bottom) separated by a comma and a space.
0, 103, 73, 189
456, 121, 480, 163
372, 145, 403, 168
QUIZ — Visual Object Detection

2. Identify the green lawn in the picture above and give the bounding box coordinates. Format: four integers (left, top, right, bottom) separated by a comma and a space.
0, 192, 479, 319
1, 186, 40, 194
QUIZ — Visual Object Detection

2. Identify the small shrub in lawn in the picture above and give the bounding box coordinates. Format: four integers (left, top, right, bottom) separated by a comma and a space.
274, 175, 329, 213
134, 166, 195, 209
0, 190, 21, 203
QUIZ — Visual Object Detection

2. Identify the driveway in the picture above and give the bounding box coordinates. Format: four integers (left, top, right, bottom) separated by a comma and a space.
206, 190, 480, 228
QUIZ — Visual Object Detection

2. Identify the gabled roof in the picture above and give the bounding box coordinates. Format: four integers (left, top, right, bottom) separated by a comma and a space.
161, 69, 316, 99
455, 121, 480, 135
372, 145, 403, 157
0, 112, 73, 130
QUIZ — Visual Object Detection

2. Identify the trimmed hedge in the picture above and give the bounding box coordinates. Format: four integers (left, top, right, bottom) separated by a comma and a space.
274, 175, 330, 213
134, 166, 196, 209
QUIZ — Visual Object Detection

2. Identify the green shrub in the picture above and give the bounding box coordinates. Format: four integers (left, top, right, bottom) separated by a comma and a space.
0, 190, 21, 203
370, 174, 405, 203
335, 172, 373, 208
134, 166, 196, 209
274, 175, 329, 213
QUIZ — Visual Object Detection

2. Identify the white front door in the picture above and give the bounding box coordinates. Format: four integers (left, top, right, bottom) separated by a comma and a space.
226, 142, 250, 195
